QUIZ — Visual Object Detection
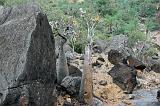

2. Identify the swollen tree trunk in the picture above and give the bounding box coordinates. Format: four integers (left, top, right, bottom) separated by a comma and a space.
79, 45, 93, 105
57, 37, 69, 84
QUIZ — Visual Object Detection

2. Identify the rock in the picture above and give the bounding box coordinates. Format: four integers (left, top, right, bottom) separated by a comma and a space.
92, 40, 108, 53
92, 97, 103, 106
151, 63, 160, 73
99, 80, 107, 86
80, 54, 84, 60
126, 56, 146, 70
92, 45, 103, 53
65, 51, 75, 60
105, 35, 130, 56
122, 100, 132, 105
63, 101, 74, 106
0, 3, 56, 106
128, 94, 135, 99
92, 60, 103, 67
108, 49, 124, 65
68, 64, 82, 77
108, 64, 137, 94
61, 76, 81, 95
97, 56, 105, 62
157, 90, 160, 102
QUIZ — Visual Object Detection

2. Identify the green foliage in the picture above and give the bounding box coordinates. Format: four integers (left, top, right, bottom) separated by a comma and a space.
0, 0, 5, 5
4, 0, 32, 6
145, 17, 160, 31
69, 41, 85, 54
128, 30, 146, 46
2, 0, 159, 51
145, 46, 158, 57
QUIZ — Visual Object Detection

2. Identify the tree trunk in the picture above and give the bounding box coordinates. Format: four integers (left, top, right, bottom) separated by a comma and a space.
57, 38, 69, 84
79, 45, 93, 105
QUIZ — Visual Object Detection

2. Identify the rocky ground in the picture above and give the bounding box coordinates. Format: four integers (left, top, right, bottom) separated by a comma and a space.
57, 52, 160, 106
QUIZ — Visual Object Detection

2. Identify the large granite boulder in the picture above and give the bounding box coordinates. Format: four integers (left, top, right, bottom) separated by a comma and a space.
0, 3, 56, 106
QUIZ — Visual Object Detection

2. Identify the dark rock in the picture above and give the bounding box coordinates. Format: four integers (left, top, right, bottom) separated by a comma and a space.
61, 76, 81, 96
108, 64, 137, 94
105, 35, 130, 56
68, 64, 82, 77
92, 40, 108, 53
151, 63, 160, 73
99, 80, 107, 86
92, 60, 103, 67
108, 49, 124, 65
63, 101, 74, 106
92, 45, 103, 53
0, 3, 56, 106
97, 56, 105, 62
80, 55, 84, 60
157, 90, 160, 102
126, 56, 146, 70
128, 94, 135, 99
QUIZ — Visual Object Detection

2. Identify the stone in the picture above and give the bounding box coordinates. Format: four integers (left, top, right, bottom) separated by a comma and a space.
91, 97, 103, 106
108, 64, 137, 94
68, 64, 82, 77
157, 90, 160, 102
0, 3, 56, 106
97, 56, 105, 62
63, 101, 74, 106
126, 56, 146, 70
151, 63, 160, 73
105, 35, 130, 56
99, 80, 107, 86
61, 76, 81, 95
128, 94, 135, 99
92, 39, 108, 53
108, 49, 124, 65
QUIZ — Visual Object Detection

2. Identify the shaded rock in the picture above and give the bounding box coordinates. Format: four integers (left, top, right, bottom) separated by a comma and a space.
99, 80, 107, 86
92, 60, 103, 67
105, 35, 130, 56
126, 56, 146, 70
65, 51, 75, 60
92, 97, 103, 106
92, 40, 108, 53
97, 56, 105, 62
157, 90, 160, 102
128, 94, 135, 99
80, 55, 84, 60
0, 3, 56, 106
61, 76, 81, 95
108, 64, 137, 94
108, 49, 124, 65
63, 101, 74, 106
92, 45, 103, 53
68, 64, 82, 77
151, 63, 160, 73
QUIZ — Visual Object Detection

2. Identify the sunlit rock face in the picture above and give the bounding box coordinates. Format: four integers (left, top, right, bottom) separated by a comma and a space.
0, 3, 56, 106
